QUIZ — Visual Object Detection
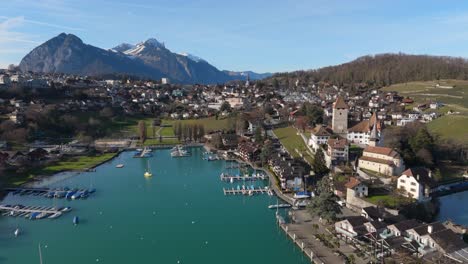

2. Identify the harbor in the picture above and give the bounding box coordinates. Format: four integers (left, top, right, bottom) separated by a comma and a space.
0, 148, 310, 264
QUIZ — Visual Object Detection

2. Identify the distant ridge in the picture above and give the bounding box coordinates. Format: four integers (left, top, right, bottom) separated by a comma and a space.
268, 53, 468, 88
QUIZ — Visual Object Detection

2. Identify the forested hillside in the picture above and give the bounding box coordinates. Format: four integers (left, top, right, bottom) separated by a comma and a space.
268, 53, 468, 88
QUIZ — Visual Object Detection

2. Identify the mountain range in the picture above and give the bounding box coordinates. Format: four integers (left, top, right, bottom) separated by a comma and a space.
19, 33, 272, 84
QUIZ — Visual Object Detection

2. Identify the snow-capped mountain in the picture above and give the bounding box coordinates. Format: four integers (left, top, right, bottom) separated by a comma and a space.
20, 33, 272, 84
110, 43, 135, 53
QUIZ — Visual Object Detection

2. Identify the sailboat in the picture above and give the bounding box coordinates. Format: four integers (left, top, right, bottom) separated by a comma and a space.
38, 243, 43, 264
14, 228, 19, 237
144, 160, 152, 177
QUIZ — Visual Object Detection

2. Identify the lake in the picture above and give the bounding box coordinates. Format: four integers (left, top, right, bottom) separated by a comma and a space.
437, 190, 468, 225
0, 148, 310, 264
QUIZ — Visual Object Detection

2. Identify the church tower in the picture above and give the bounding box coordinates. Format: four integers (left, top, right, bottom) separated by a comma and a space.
332, 96, 348, 136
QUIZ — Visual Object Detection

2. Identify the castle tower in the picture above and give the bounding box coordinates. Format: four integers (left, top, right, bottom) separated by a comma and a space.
332, 96, 348, 136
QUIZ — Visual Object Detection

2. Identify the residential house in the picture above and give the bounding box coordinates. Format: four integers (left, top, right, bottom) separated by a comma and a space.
308, 125, 333, 151
237, 142, 261, 162
345, 177, 368, 198
397, 167, 437, 202
324, 138, 349, 167
335, 216, 369, 239
358, 146, 405, 176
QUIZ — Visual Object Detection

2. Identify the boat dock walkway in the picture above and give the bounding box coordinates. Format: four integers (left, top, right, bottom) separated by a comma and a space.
220, 174, 267, 182
223, 187, 272, 195
0, 205, 61, 215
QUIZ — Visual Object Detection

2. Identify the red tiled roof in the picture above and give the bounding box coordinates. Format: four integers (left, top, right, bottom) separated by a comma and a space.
345, 177, 362, 189
328, 138, 348, 149
364, 146, 398, 157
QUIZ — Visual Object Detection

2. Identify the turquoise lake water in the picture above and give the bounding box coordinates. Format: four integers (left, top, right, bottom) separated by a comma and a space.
437, 191, 468, 225
0, 148, 310, 264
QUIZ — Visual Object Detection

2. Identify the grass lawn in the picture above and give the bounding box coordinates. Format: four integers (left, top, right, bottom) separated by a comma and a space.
163, 117, 236, 132
427, 115, 468, 144
366, 194, 398, 208
159, 126, 175, 137
6, 153, 117, 186
273, 126, 314, 164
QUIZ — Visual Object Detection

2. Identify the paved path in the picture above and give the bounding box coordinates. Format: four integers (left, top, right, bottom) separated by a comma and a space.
288, 210, 369, 264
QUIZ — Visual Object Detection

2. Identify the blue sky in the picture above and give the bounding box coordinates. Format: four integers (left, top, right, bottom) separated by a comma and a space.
1, 0, 468, 72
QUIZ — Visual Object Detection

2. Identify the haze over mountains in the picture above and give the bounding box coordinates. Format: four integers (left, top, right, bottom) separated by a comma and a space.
19, 33, 272, 84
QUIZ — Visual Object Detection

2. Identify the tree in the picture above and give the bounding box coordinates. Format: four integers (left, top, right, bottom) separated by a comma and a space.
313, 148, 329, 177
254, 127, 263, 143
299, 102, 324, 126
295, 116, 309, 132
260, 140, 273, 165
138, 120, 146, 143
220, 101, 231, 112
307, 178, 341, 222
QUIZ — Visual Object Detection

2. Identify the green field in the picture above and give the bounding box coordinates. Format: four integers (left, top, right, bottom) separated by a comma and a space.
382, 79, 468, 110
382, 80, 468, 144
273, 126, 314, 164
6, 153, 117, 186
427, 115, 468, 144
163, 117, 236, 132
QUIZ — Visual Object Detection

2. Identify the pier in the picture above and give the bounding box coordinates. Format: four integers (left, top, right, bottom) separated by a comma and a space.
223, 187, 272, 195
0, 204, 70, 219
220, 174, 267, 182
0, 205, 61, 215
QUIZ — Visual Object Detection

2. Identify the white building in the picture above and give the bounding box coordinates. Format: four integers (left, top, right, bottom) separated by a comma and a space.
308, 125, 333, 151
397, 167, 436, 202
347, 112, 383, 147
358, 146, 405, 176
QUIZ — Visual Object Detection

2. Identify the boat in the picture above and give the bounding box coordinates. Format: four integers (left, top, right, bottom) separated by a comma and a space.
54, 191, 66, 198
293, 191, 312, 199
116, 164, 124, 168
71, 192, 82, 200
65, 190, 77, 199
29, 212, 40, 220
268, 204, 292, 209
230, 177, 234, 184
48, 212, 62, 219
36, 212, 49, 219
170, 145, 191, 158
144, 160, 152, 177
61, 206, 72, 212
73, 216, 79, 225
14, 228, 19, 237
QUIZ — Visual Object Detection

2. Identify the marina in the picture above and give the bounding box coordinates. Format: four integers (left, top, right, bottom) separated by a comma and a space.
0, 148, 309, 264
4, 187, 95, 199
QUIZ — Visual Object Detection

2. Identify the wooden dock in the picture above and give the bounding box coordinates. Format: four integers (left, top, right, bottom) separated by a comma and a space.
223, 187, 271, 195
220, 174, 267, 182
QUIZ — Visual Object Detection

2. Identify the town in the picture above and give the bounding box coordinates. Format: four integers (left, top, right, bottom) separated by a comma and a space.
0, 65, 467, 263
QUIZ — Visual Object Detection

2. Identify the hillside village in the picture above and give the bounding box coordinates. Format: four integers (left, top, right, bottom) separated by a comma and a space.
0, 68, 467, 263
